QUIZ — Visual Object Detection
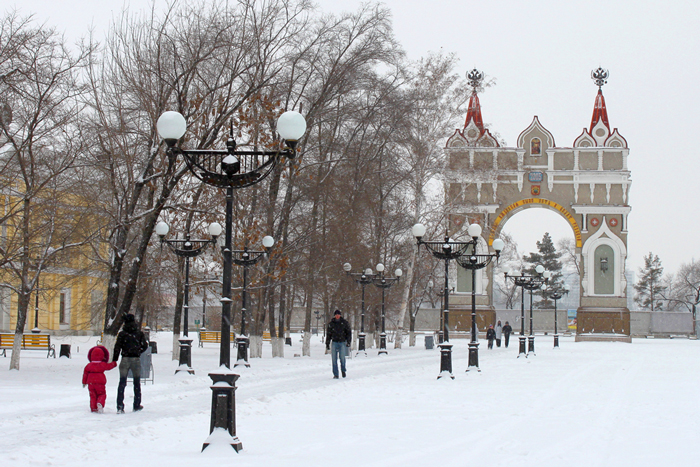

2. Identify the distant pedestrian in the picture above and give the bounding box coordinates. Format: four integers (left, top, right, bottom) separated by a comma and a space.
113, 314, 149, 413
83, 345, 117, 413
502, 321, 513, 348
325, 309, 351, 379
495, 321, 503, 347
486, 324, 496, 349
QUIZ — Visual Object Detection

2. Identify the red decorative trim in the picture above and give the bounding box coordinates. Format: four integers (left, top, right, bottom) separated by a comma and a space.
590, 217, 600, 227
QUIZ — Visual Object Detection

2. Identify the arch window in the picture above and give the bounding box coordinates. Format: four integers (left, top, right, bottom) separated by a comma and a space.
594, 245, 614, 294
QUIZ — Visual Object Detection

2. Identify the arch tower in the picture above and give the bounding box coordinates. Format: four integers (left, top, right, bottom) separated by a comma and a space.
443, 68, 631, 339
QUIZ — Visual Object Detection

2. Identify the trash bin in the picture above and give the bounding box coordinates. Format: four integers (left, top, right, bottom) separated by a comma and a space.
128, 347, 153, 383
149, 341, 157, 354
424, 335, 434, 350
59, 344, 71, 358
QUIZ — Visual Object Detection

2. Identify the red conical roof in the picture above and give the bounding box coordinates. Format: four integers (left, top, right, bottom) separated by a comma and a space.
464, 91, 484, 132
590, 89, 610, 132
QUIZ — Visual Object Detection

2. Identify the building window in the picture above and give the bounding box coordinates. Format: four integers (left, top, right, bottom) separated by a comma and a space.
59, 289, 71, 325
530, 138, 541, 155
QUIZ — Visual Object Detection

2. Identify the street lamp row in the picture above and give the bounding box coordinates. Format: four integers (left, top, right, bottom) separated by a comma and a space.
343, 262, 402, 355
545, 284, 569, 348
504, 266, 550, 357
157, 108, 306, 453
412, 222, 504, 379
156, 221, 221, 374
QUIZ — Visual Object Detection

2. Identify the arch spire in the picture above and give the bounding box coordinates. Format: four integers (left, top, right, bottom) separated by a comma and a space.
589, 68, 610, 132
464, 68, 485, 132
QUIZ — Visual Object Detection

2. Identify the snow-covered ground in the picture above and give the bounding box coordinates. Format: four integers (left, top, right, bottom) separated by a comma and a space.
1, 332, 698, 466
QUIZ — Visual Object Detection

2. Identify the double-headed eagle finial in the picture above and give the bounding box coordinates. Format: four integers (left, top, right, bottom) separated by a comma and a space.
591, 67, 609, 89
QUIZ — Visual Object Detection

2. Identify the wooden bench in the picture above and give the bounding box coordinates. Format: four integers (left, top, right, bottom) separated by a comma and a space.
263, 331, 271, 341
0, 333, 56, 358
198, 330, 236, 347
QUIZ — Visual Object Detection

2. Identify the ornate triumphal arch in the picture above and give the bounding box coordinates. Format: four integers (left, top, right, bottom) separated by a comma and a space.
444, 69, 631, 338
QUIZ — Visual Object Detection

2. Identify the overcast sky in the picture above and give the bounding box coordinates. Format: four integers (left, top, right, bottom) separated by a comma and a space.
10, 0, 700, 276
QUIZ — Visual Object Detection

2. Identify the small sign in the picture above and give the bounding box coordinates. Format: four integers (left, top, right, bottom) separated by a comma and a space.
531, 185, 540, 196
528, 171, 544, 182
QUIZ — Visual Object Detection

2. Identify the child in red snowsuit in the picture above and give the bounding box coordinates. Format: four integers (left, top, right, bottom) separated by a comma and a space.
83, 345, 117, 413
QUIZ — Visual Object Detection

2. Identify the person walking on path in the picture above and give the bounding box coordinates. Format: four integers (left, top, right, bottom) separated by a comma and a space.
502, 321, 513, 348
486, 324, 496, 349
83, 345, 117, 413
325, 309, 351, 379
113, 314, 149, 413
495, 321, 503, 347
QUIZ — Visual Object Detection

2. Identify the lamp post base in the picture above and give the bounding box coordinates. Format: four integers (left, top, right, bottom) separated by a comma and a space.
527, 335, 536, 356
358, 333, 366, 351
466, 341, 480, 372
175, 338, 194, 374
203, 372, 242, 453
437, 343, 454, 379
518, 336, 527, 357
378, 332, 387, 355
234, 337, 250, 368
553, 334, 559, 348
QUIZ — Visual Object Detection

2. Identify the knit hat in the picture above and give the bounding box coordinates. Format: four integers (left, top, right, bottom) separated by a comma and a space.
123, 314, 135, 323
334, 310, 341, 316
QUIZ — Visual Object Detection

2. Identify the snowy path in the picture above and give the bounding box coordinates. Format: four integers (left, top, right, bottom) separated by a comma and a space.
1, 334, 699, 466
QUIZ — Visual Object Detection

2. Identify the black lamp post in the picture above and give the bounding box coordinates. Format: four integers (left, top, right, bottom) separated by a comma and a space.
343, 263, 376, 356
545, 284, 569, 348
231, 237, 274, 368
371, 263, 402, 355
412, 223, 475, 380
313, 310, 321, 335
157, 109, 306, 453
156, 221, 221, 374
32, 274, 41, 334
455, 225, 504, 372
504, 265, 549, 357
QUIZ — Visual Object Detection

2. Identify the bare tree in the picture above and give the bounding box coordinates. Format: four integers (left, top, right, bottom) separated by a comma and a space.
83, 0, 313, 353
664, 260, 700, 335
392, 52, 470, 348
0, 12, 94, 370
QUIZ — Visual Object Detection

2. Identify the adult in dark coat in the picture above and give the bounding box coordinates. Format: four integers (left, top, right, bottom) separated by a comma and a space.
486, 324, 496, 349
325, 309, 351, 379
502, 321, 513, 348
113, 314, 149, 413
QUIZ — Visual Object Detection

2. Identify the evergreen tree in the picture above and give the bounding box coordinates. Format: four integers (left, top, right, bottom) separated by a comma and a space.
523, 233, 563, 308
634, 252, 665, 311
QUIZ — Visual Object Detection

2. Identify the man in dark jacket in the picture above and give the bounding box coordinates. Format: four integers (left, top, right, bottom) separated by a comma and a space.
502, 321, 513, 348
325, 309, 351, 379
113, 314, 149, 413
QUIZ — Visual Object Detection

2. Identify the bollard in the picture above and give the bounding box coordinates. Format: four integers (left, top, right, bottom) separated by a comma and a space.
234, 336, 250, 368
202, 372, 242, 452
175, 338, 194, 374
437, 343, 454, 380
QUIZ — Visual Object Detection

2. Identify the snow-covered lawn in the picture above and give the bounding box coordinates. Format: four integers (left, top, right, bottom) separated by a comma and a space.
1, 333, 698, 466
